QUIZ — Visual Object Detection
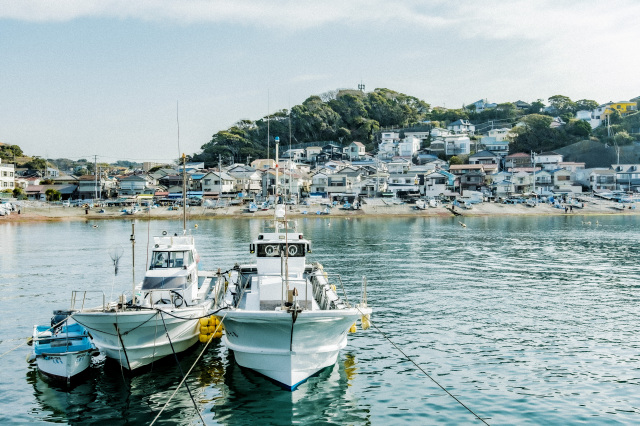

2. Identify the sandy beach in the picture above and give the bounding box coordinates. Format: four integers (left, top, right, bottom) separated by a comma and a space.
2, 196, 638, 224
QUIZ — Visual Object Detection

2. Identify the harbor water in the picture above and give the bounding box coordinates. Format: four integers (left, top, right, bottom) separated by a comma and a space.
1, 215, 640, 424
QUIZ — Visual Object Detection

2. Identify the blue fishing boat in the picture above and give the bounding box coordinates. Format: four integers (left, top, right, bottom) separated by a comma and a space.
30, 312, 96, 383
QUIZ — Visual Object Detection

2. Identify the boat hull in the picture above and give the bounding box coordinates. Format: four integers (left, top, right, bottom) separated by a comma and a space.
222, 308, 369, 389
73, 303, 211, 370
35, 349, 93, 381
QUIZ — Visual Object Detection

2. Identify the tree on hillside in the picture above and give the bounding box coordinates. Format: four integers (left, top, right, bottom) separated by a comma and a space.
575, 99, 599, 111
548, 95, 577, 116
565, 119, 592, 138
614, 130, 634, 146
510, 114, 574, 153
0, 144, 23, 161
527, 100, 545, 114
24, 157, 48, 173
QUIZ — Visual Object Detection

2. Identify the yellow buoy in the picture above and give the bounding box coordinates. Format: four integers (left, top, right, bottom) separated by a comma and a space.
199, 318, 209, 327
199, 334, 211, 343
361, 314, 371, 330
349, 323, 357, 333
213, 331, 223, 339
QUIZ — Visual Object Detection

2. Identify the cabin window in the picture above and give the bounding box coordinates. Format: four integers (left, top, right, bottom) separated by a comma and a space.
152, 251, 191, 268
257, 243, 305, 258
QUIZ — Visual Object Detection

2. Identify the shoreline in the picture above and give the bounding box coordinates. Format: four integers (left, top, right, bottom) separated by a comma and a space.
2, 198, 639, 223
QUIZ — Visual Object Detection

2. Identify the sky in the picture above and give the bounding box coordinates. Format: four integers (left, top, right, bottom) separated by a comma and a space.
1, 0, 639, 165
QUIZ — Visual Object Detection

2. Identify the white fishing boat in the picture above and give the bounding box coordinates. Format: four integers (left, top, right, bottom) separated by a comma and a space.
415, 199, 427, 210
218, 204, 372, 390
72, 155, 218, 371
29, 311, 96, 382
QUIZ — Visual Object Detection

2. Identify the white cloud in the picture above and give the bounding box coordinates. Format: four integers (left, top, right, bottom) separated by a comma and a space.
1, 0, 455, 29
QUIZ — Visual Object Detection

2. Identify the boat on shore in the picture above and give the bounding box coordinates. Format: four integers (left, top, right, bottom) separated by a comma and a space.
218, 204, 371, 390
29, 311, 96, 383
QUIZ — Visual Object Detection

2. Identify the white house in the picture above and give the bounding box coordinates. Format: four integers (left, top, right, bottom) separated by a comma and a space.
201, 171, 235, 194
0, 158, 15, 192
447, 119, 476, 134
380, 132, 400, 144
430, 135, 471, 156
397, 136, 421, 157
536, 152, 563, 171
118, 174, 153, 196
346, 141, 366, 160
305, 146, 322, 163
422, 171, 450, 197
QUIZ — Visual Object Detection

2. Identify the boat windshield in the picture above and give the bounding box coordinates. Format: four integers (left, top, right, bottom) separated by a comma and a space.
151, 250, 193, 269
257, 243, 305, 258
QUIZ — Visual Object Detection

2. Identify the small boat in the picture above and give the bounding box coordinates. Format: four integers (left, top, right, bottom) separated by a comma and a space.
124, 205, 139, 215
218, 204, 371, 390
30, 311, 96, 383
341, 202, 352, 210
248, 202, 258, 213
526, 199, 537, 207
415, 200, 427, 210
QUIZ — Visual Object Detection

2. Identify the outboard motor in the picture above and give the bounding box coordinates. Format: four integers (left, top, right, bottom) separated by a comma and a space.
51, 310, 73, 333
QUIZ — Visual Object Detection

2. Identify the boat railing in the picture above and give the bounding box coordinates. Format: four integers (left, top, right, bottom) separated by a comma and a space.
71, 290, 106, 312
324, 273, 351, 307
310, 272, 350, 310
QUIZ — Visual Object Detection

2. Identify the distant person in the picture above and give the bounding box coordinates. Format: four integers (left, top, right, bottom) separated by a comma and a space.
154, 254, 165, 268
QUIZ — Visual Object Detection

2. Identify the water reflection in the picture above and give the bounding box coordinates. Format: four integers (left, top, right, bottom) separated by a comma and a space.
204, 351, 370, 425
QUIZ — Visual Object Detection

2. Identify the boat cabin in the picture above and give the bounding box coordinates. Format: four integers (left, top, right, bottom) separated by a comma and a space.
141, 235, 200, 306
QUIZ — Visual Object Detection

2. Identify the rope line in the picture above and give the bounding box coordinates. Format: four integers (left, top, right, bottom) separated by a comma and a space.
356, 307, 490, 425
0, 315, 74, 360
150, 311, 229, 426
158, 312, 206, 425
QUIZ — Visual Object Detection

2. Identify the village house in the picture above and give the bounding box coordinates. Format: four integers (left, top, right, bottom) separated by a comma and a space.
611, 164, 640, 192
118, 174, 154, 196
421, 170, 452, 197
227, 167, 263, 195
572, 168, 617, 192
533, 170, 553, 194
0, 158, 15, 192
201, 171, 235, 195
469, 150, 501, 166
459, 170, 486, 192
505, 153, 531, 170
447, 119, 475, 134
346, 141, 366, 160
536, 152, 563, 171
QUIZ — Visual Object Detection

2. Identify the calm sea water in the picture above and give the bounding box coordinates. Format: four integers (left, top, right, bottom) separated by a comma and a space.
1, 215, 640, 425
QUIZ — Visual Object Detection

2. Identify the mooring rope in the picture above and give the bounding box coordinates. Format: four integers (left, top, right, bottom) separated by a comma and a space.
158, 311, 206, 425
0, 315, 74, 360
150, 310, 229, 426
356, 307, 490, 425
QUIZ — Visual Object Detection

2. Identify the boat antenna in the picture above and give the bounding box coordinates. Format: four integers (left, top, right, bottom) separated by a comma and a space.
130, 224, 136, 306
289, 102, 293, 202
176, 101, 181, 158
182, 153, 187, 234
267, 91, 270, 161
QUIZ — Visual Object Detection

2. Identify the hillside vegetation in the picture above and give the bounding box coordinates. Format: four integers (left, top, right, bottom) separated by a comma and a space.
191, 90, 639, 167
